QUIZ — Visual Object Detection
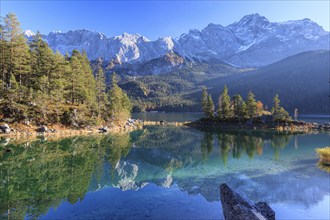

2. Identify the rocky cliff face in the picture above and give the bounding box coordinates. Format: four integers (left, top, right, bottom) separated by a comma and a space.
26, 13, 329, 70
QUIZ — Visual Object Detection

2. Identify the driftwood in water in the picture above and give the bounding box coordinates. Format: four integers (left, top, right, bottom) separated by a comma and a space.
220, 183, 275, 220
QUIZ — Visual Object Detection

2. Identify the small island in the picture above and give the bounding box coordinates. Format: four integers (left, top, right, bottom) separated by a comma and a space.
187, 86, 330, 133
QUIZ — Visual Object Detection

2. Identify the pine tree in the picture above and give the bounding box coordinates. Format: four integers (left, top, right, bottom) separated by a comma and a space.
13, 35, 30, 100
80, 50, 97, 107
0, 17, 7, 96
107, 72, 132, 123
95, 65, 108, 117
201, 87, 209, 117
205, 95, 215, 118
66, 52, 84, 105
271, 94, 290, 121
7, 73, 18, 100
2, 13, 31, 99
49, 51, 67, 101
233, 94, 246, 119
29, 33, 56, 95
246, 91, 257, 119
217, 85, 232, 120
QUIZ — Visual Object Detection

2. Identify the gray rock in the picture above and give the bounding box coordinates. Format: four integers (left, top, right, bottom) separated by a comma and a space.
3, 128, 10, 134
0, 124, 10, 133
28, 102, 37, 107
0, 124, 10, 129
220, 183, 275, 220
37, 126, 48, 132
254, 202, 275, 220
99, 126, 109, 133
49, 129, 57, 133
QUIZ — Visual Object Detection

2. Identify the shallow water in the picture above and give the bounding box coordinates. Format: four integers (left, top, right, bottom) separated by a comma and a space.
0, 126, 329, 219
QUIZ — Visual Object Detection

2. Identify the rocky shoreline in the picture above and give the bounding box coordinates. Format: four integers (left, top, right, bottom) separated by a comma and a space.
186, 117, 330, 133
0, 118, 143, 138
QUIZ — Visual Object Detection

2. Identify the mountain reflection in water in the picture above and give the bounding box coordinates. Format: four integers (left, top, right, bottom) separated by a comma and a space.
0, 126, 329, 219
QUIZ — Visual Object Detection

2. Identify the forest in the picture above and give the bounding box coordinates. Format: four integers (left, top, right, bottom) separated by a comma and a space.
0, 13, 131, 127
201, 85, 291, 122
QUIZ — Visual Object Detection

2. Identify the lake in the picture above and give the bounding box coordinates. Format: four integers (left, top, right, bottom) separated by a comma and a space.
0, 125, 329, 219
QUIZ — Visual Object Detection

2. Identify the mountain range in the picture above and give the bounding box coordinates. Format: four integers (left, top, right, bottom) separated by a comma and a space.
26, 13, 329, 70
24, 14, 330, 114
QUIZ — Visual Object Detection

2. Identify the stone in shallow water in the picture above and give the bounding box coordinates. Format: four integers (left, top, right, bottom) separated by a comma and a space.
220, 183, 275, 220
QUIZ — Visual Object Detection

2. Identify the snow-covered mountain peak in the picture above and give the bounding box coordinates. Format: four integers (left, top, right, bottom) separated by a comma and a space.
30, 14, 329, 68
205, 23, 225, 29
157, 36, 175, 50
115, 33, 143, 43
234, 13, 270, 27
24, 30, 35, 37
51, 30, 62, 34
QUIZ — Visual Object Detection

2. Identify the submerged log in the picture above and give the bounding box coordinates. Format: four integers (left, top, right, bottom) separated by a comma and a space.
220, 183, 275, 220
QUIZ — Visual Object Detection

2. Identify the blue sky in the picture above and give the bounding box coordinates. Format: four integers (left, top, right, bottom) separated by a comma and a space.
1, 1, 329, 40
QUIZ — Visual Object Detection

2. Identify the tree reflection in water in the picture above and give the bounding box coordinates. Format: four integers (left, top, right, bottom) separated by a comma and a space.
0, 134, 133, 220
0, 127, 323, 220
199, 130, 292, 164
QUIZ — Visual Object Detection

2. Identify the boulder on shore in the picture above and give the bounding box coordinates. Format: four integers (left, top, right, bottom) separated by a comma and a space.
220, 183, 275, 220
0, 124, 11, 134
37, 126, 48, 133
99, 127, 109, 133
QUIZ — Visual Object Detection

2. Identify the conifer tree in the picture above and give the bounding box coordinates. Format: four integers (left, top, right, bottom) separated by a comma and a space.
95, 65, 108, 117
107, 72, 132, 122
271, 94, 290, 121
0, 17, 7, 96
29, 33, 56, 95
217, 85, 232, 120
233, 94, 246, 119
205, 94, 215, 118
66, 53, 84, 105
201, 87, 209, 117
80, 50, 97, 107
246, 91, 257, 119
7, 73, 18, 100
2, 13, 31, 98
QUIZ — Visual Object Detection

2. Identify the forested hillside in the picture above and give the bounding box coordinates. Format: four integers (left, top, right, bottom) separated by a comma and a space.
115, 60, 242, 112
202, 50, 330, 114
0, 13, 131, 127
114, 50, 329, 114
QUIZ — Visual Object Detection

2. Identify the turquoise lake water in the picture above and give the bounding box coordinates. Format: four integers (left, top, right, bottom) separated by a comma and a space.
0, 124, 329, 219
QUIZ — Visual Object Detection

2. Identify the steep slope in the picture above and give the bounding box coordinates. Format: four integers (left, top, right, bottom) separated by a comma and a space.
118, 60, 241, 111
202, 50, 330, 114
26, 13, 329, 69
104, 52, 186, 76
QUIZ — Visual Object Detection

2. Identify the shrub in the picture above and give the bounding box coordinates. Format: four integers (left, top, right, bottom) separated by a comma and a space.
316, 147, 330, 167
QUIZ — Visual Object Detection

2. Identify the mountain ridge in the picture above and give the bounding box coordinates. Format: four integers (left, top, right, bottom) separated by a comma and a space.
25, 13, 329, 69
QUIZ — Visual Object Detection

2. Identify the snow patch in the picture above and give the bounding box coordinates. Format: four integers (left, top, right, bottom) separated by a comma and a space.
24, 30, 35, 37
238, 40, 256, 52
